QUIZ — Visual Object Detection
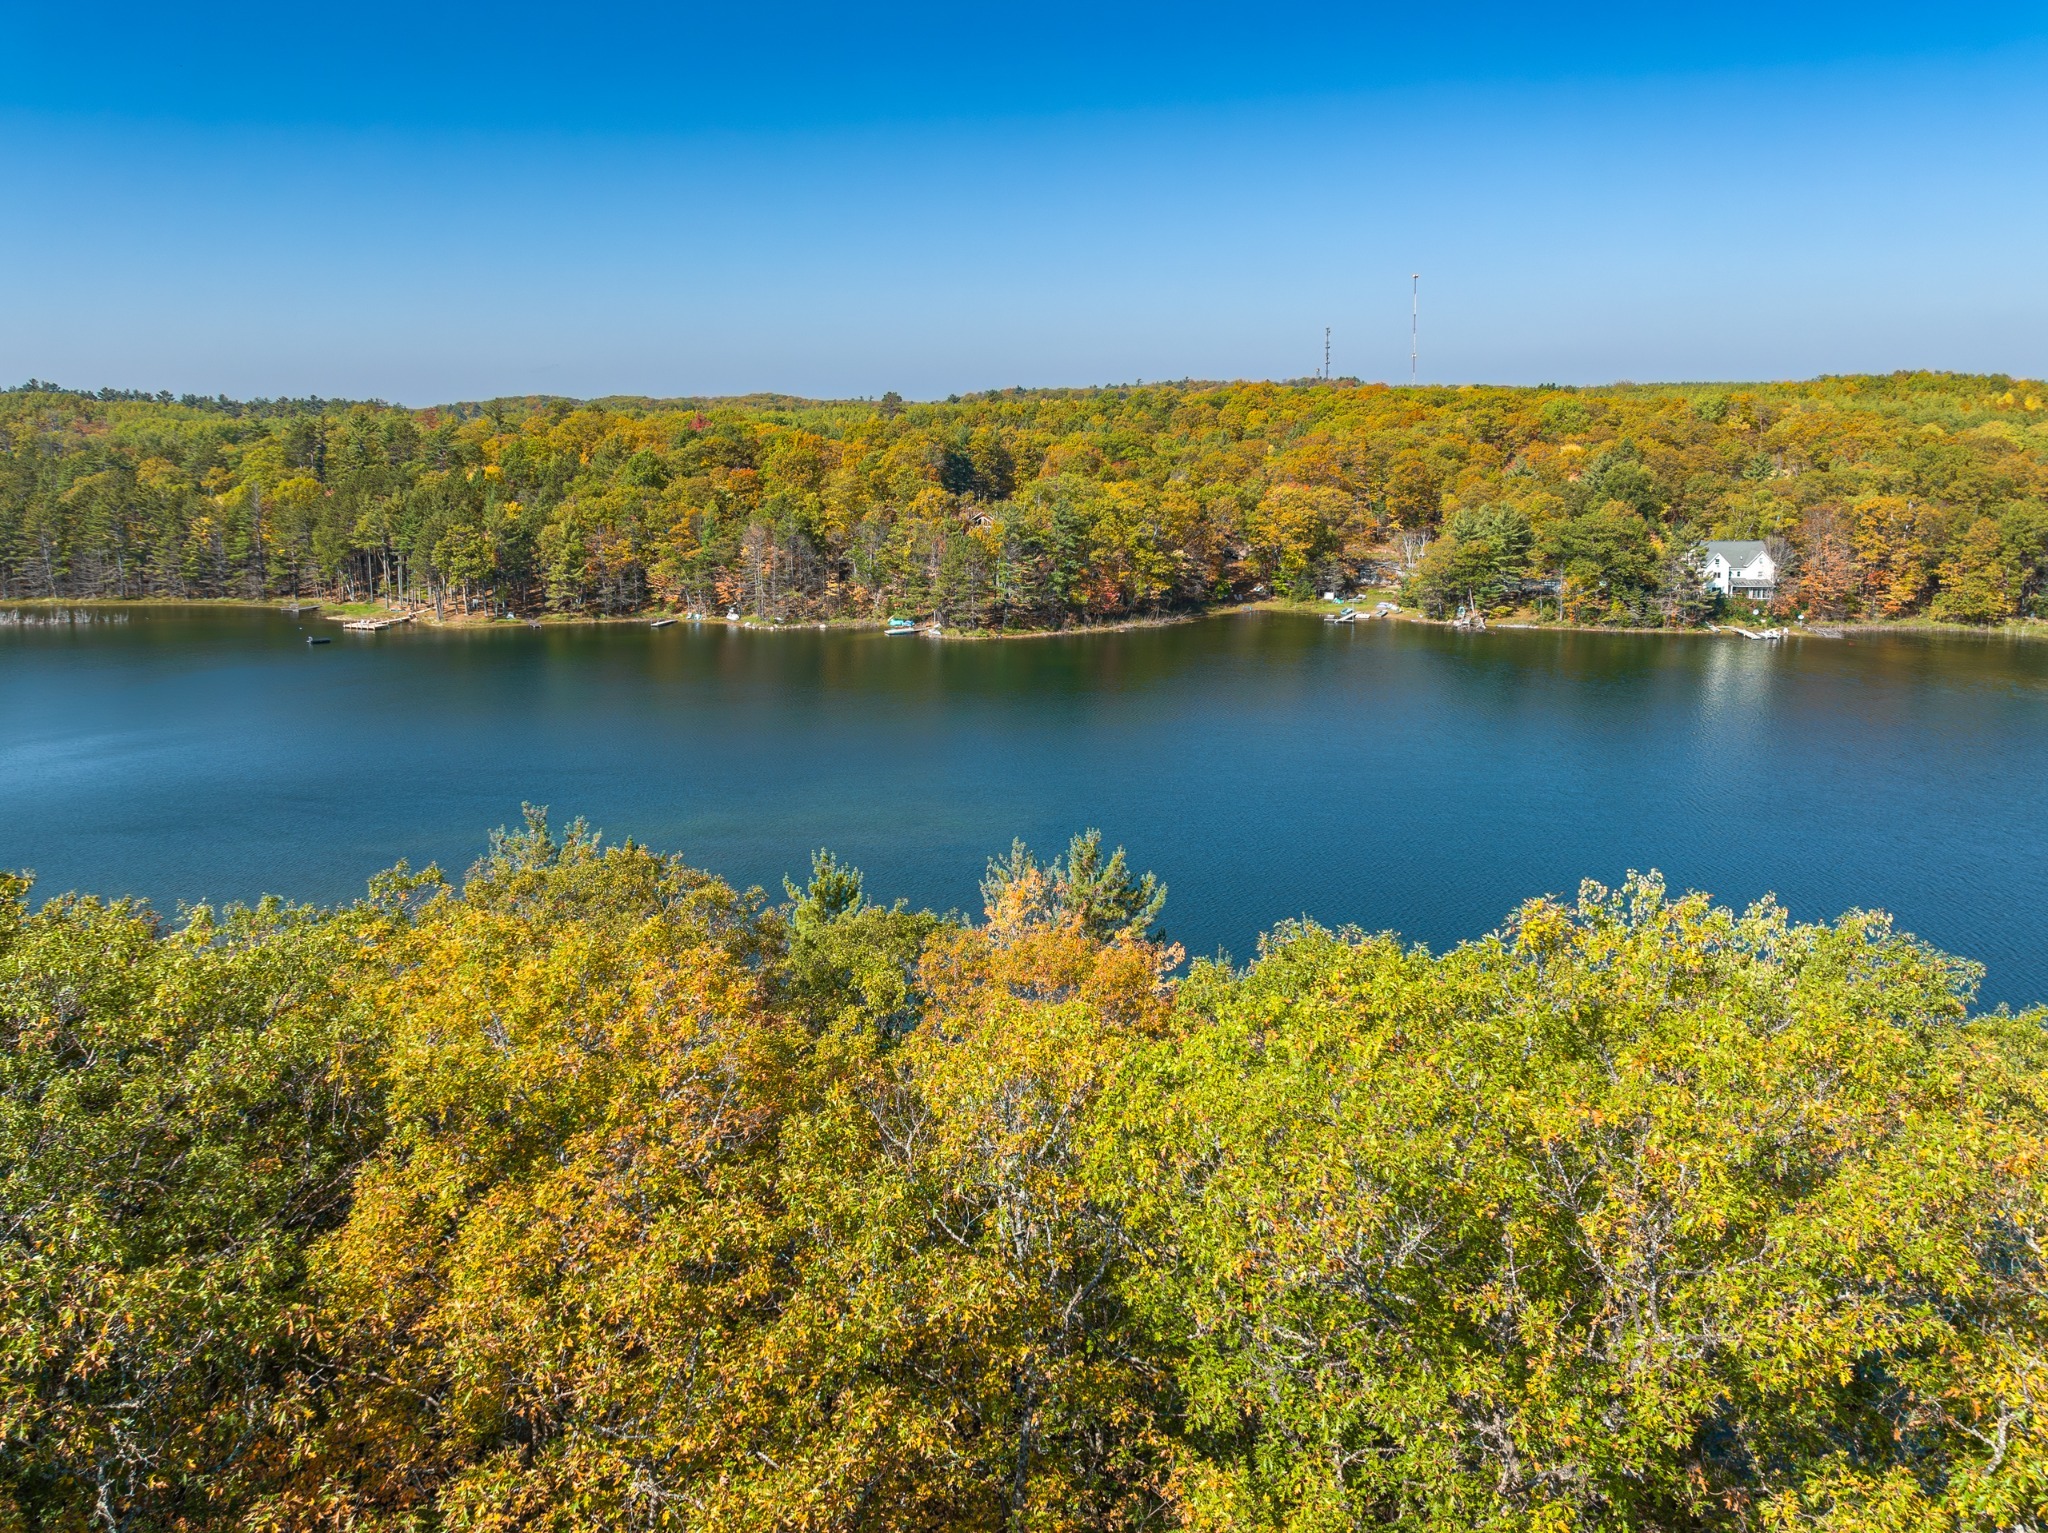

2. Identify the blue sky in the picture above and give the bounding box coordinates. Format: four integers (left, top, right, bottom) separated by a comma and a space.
3, 2, 2045, 402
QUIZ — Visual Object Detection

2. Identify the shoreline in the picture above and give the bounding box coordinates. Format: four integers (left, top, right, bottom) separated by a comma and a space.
3, 594, 2043, 645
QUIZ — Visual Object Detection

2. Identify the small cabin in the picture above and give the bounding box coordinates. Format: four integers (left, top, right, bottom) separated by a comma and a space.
1700, 540, 1778, 600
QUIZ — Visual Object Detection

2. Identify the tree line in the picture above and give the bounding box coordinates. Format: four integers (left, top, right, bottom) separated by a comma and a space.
4, 816, 2045, 1530
2, 373, 2045, 627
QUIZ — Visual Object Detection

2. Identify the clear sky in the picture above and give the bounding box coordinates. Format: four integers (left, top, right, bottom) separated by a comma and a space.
3, 2, 2045, 403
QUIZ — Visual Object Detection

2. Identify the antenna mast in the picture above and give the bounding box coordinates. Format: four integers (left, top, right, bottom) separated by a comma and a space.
1323, 326, 1331, 382
1410, 274, 1420, 386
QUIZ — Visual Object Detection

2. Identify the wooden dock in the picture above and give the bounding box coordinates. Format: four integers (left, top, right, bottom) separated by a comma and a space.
340, 613, 416, 632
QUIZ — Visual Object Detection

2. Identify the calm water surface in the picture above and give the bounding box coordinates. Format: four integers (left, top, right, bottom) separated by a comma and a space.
3, 606, 2045, 1006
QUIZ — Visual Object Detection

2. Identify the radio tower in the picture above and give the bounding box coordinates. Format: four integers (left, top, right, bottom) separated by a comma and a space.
1410, 274, 1420, 386
1323, 326, 1331, 382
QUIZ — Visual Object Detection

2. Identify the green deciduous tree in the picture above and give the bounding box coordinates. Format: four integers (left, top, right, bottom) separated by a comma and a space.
0, 878, 390, 1531
1103, 877, 2048, 1531
3, 829, 2045, 1531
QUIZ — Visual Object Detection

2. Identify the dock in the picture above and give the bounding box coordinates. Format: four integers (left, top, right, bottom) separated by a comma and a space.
340, 614, 416, 632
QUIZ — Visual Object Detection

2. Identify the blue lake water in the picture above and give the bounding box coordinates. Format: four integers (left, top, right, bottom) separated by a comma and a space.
3, 605, 2045, 1006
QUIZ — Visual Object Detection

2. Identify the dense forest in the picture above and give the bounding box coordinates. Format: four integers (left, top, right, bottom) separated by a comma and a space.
3, 373, 2046, 628
2, 817, 2044, 1531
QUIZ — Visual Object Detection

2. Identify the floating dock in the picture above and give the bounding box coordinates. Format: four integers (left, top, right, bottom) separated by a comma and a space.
340, 614, 416, 632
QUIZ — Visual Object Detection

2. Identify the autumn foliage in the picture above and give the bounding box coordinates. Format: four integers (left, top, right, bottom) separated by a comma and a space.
3, 816, 2046, 1530
4, 373, 2046, 628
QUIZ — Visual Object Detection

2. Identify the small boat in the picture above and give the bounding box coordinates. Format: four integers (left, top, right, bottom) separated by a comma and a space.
726, 608, 741, 621
649, 617, 677, 629
306, 636, 331, 645
886, 617, 919, 635
1325, 608, 1357, 624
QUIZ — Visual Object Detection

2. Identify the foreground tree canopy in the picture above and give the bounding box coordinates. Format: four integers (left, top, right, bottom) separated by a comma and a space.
3, 816, 2044, 1531
2, 373, 2045, 627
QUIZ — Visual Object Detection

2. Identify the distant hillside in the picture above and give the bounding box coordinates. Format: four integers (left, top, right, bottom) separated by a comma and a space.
3, 373, 2043, 627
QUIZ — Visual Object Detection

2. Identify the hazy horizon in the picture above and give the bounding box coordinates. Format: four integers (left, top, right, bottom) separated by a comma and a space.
18, 370, 2043, 415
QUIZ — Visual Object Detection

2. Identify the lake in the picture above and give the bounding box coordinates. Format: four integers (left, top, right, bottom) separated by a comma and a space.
3, 605, 2045, 1007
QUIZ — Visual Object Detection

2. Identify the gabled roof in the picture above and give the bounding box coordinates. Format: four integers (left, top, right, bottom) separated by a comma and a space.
1704, 539, 1770, 567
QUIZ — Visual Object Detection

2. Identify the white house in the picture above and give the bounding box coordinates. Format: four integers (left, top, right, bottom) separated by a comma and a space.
1700, 540, 1779, 600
